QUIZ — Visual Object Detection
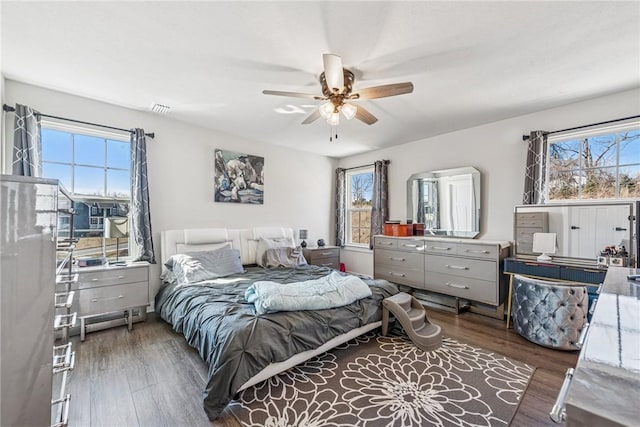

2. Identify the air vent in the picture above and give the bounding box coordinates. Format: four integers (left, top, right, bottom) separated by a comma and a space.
151, 103, 170, 114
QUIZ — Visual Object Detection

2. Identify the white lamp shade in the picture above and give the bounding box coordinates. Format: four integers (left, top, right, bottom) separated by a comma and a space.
326, 112, 340, 126
532, 232, 556, 261
340, 102, 357, 120
105, 217, 129, 238
319, 102, 334, 119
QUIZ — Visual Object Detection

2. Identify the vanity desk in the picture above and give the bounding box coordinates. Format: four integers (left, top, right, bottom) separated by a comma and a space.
552, 266, 640, 426
504, 257, 606, 328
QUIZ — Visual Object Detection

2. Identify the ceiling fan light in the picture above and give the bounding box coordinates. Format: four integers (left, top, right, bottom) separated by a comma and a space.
319, 101, 334, 119
326, 112, 340, 126
341, 102, 357, 120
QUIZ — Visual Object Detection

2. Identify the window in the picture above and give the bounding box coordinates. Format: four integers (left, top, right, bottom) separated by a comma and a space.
346, 167, 374, 246
41, 124, 131, 260
547, 122, 640, 201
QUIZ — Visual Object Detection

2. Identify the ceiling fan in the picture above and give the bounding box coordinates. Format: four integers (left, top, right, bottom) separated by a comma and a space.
263, 54, 414, 126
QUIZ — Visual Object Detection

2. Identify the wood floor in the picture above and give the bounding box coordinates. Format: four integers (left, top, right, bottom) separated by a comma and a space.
67, 310, 577, 427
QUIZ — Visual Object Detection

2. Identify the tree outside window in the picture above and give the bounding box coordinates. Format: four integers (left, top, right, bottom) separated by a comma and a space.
547, 127, 640, 201
347, 169, 373, 246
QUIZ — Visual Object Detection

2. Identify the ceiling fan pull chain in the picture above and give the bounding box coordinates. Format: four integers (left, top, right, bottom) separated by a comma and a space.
329, 126, 333, 142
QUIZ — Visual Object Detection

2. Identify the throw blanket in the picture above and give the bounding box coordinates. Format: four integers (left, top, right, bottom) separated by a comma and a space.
245, 271, 372, 315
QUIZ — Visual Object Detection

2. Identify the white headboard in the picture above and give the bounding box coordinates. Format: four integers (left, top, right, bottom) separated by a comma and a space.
160, 227, 295, 266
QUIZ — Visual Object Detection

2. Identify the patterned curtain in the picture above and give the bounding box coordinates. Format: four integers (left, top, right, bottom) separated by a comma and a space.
335, 168, 346, 248
522, 130, 548, 204
130, 129, 156, 263
12, 104, 42, 176
369, 160, 389, 249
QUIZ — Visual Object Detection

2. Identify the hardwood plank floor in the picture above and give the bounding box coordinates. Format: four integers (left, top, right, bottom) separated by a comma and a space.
68, 310, 577, 426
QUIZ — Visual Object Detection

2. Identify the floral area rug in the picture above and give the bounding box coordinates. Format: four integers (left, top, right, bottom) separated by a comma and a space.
226, 330, 535, 426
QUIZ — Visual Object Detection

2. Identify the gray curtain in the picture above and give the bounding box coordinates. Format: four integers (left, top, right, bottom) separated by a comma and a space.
130, 129, 156, 263
335, 168, 346, 247
523, 130, 548, 204
369, 160, 389, 249
12, 104, 42, 176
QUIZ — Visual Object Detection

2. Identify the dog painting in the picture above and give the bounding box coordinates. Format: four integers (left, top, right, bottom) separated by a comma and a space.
214, 149, 264, 204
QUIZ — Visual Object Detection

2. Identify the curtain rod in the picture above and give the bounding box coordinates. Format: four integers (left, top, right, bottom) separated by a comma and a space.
343, 160, 390, 171
522, 115, 640, 141
2, 104, 155, 139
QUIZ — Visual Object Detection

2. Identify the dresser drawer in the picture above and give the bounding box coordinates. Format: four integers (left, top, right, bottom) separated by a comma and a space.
426, 254, 496, 282
374, 236, 398, 250
78, 281, 148, 316
515, 212, 547, 227
375, 266, 424, 288
425, 271, 498, 305
375, 249, 424, 270
396, 239, 426, 253
77, 266, 149, 289
456, 243, 497, 260
305, 247, 339, 262
515, 227, 543, 254
424, 241, 457, 254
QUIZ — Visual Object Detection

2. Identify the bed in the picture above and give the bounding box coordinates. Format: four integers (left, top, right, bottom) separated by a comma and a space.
155, 227, 398, 420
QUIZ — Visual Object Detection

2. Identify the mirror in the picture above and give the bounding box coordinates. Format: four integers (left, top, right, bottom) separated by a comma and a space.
514, 202, 637, 263
407, 166, 481, 238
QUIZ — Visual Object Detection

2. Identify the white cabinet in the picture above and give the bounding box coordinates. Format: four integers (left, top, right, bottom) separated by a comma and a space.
1, 175, 57, 426
72, 262, 150, 341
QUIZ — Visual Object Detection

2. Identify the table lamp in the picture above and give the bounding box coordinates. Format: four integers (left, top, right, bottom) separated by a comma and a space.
532, 232, 557, 262
299, 229, 308, 248
105, 216, 129, 263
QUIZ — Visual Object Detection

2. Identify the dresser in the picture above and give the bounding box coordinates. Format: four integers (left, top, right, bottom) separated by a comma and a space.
373, 236, 510, 314
551, 266, 640, 426
303, 246, 340, 270
513, 211, 548, 254
72, 262, 150, 340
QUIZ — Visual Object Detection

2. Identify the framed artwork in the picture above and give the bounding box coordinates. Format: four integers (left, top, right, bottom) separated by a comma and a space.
214, 149, 264, 204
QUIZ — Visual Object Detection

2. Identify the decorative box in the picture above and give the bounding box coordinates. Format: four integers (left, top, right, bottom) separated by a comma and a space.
383, 223, 412, 236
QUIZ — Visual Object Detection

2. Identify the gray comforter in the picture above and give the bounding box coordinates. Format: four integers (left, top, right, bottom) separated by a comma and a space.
155, 264, 398, 420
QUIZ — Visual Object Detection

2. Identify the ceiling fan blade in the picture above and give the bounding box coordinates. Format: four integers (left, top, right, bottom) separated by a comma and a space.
353, 82, 414, 100
262, 90, 324, 100
354, 105, 378, 125
323, 54, 344, 93
301, 109, 321, 125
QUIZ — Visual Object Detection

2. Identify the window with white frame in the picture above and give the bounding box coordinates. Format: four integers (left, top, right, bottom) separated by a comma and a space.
546, 121, 640, 201
40, 123, 132, 260
346, 167, 374, 246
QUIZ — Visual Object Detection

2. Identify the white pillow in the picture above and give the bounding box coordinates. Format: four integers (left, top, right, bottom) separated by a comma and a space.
176, 241, 231, 254
256, 237, 295, 267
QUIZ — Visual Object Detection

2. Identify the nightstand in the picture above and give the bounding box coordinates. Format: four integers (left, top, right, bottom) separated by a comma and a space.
73, 262, 150, 341
303, 246, 340, 269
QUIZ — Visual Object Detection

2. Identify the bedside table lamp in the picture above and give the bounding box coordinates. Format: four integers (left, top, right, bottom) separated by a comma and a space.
532, 232, 557, 262
299, 229, 308, 248
105, 216, 129, 263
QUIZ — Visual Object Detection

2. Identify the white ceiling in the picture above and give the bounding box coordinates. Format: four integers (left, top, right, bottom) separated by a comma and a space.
2, 1, 639, 158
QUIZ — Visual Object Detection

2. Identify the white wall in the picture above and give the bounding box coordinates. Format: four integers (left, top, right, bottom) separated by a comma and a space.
4, 80, 338, 302
339, 88, 640, 277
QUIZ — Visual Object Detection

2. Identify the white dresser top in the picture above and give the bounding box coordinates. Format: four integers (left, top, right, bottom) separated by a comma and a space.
375, 235, 511, 249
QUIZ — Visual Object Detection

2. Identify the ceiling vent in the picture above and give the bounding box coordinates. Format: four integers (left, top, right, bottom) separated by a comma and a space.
151, 103, 170, 114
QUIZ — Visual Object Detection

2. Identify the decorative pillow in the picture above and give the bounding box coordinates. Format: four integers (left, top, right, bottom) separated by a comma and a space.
167, 248, 244, 285
160, 267, 177, 284
175, 241, 232, 257
264, 246, 308, 268
256, 237, 295, 267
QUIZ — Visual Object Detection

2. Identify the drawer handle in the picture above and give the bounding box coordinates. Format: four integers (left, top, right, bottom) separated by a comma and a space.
320, 263, 333, 267
550, 368, 574, 423
446, 282, 469, 289
389, 272, 406, 277
430, 246, 451, 250
576, 322, 589, 349
402, 244, 418, 248
91, 275, 125, 282
379, 242, 393, 245
445, 264, 469, 270
91, 295, 125, 302
320, 252, 333, 256
596, 283, 603, 294
464, 249, 490, 254
588, 299, 598, 316
388, 257, 406, 261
